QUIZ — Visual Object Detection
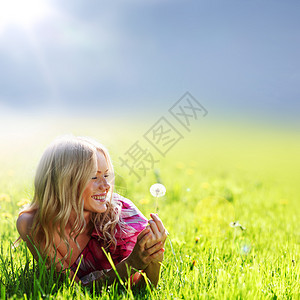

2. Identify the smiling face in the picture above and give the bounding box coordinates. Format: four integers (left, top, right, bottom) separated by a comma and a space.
82, 151, 112, 214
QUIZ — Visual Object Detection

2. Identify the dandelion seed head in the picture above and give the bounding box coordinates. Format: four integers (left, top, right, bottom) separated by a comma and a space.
150, 183, 166, 197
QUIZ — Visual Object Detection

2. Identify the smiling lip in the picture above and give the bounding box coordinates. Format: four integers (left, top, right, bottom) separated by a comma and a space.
91, 194, 107, 202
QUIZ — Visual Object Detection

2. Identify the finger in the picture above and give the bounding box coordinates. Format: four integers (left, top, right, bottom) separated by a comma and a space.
148, 220, 160, 237
138, 231, 152, 249
149, 248, 165, 262
150, 213, 165, 233
151, 214, 168, 240
146, 241, 163, 255
151, 247, 165, 257
144, 234, 157, 250
136, 226, 150, 242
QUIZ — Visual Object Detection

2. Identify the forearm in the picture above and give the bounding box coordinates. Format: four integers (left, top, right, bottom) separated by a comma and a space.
87, 258, 161, 289
143, 260, 162, 287
88, 225, 165, 289
91, 257, 137, 288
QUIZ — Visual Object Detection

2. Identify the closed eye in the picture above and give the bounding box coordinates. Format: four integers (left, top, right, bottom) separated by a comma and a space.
91, 174, 109, 180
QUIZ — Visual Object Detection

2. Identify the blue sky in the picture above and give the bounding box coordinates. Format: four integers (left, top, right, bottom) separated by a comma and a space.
0, 0, 299, 123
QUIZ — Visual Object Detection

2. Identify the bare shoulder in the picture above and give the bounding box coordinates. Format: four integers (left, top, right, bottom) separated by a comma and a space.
16, 212, 35, 239
16, 212, 42, 261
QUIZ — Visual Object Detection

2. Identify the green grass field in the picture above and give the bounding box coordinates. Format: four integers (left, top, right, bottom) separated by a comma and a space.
0, 116, 299, 299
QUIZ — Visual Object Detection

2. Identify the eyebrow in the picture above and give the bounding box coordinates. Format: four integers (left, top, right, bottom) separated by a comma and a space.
96, 169, 109, 174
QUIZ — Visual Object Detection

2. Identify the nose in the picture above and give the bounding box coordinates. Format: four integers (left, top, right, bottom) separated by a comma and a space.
99, 177, 110, 192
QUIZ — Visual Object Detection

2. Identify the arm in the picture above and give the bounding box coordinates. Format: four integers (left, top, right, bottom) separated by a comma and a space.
142, 259, 163, 287
90, 226, 164, 288
16, 213, 80, 283
16, 213, 41, 262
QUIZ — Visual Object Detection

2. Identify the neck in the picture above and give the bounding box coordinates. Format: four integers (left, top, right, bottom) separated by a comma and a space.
83, 210, 92, 224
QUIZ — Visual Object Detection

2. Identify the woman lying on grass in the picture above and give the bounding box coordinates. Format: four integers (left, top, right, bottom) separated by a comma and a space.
16, 135, 167, 288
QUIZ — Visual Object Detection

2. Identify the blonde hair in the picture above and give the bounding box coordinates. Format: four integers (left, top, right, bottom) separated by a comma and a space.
20, 135, 123, 263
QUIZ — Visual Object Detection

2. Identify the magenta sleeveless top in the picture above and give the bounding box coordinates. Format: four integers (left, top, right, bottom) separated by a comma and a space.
70, 193, 148, 285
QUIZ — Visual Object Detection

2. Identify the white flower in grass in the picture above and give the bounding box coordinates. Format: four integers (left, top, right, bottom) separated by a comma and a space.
150, 183, 166, 197
229, 221, 246, 231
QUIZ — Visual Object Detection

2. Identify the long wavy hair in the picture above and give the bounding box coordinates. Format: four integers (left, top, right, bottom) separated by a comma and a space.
19, 135, 123, 263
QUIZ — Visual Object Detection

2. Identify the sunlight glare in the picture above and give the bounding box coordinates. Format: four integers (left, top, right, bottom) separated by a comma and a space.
0, 0, 52, 33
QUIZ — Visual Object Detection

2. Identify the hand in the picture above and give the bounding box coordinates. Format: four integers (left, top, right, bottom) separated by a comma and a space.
145, 213, 168, 251
127, 226, 164, 271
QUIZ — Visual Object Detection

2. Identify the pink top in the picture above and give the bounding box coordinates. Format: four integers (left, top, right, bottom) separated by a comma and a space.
70, 193, 148, 284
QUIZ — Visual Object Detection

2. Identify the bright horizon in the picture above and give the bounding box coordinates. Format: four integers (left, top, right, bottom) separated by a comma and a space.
0, 0, 299, 126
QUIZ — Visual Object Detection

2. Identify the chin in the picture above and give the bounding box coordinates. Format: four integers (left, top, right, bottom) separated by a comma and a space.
98, 204, 107, 213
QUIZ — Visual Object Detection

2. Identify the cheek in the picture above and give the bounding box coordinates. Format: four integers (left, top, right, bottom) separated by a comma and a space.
83, 183, 95, 198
